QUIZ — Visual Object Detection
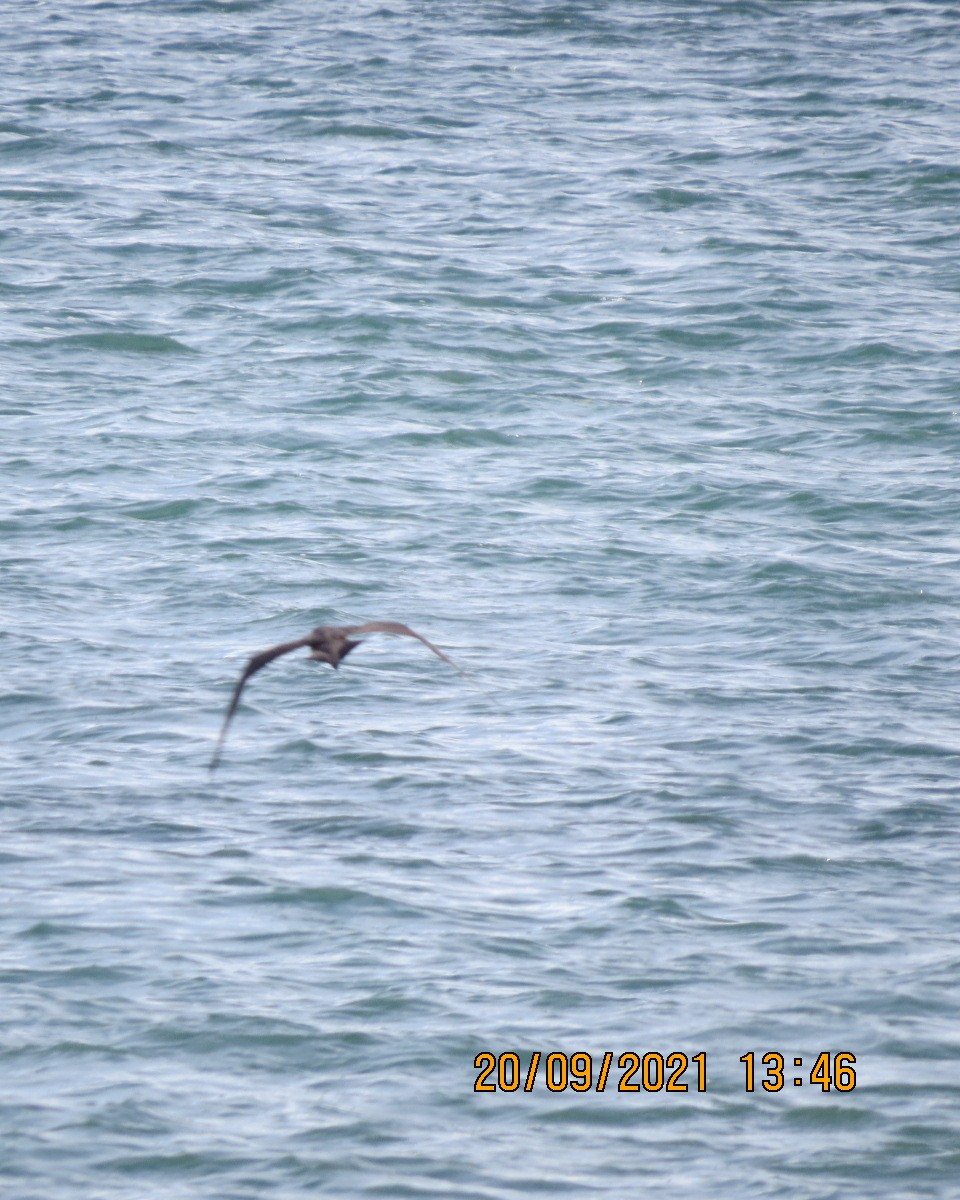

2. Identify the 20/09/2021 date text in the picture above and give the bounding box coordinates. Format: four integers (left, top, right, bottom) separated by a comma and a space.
473, 1051, 857, 1093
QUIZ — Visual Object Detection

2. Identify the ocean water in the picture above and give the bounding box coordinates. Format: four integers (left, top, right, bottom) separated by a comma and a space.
3, 1, 960, 1196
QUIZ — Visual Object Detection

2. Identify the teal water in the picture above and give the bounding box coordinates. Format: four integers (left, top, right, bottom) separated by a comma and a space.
3, 2, 960, 1196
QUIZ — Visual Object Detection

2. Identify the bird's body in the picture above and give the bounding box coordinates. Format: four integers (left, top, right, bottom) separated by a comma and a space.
209, 621, 466, 771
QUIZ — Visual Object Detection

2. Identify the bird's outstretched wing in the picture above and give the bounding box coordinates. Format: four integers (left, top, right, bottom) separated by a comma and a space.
209, 637, 312, 772
342, 621, 471, 678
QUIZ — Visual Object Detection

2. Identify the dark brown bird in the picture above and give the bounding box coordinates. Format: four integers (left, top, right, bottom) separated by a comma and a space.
209, 621, 467, 771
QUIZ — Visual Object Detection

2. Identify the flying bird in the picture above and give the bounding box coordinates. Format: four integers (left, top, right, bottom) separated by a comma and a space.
209, 621, 467, 771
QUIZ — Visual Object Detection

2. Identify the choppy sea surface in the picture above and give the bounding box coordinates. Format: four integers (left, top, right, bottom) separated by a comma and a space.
3, 2, 960, 1196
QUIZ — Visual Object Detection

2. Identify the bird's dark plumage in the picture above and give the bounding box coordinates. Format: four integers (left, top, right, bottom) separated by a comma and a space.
209, 621, 466, 771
